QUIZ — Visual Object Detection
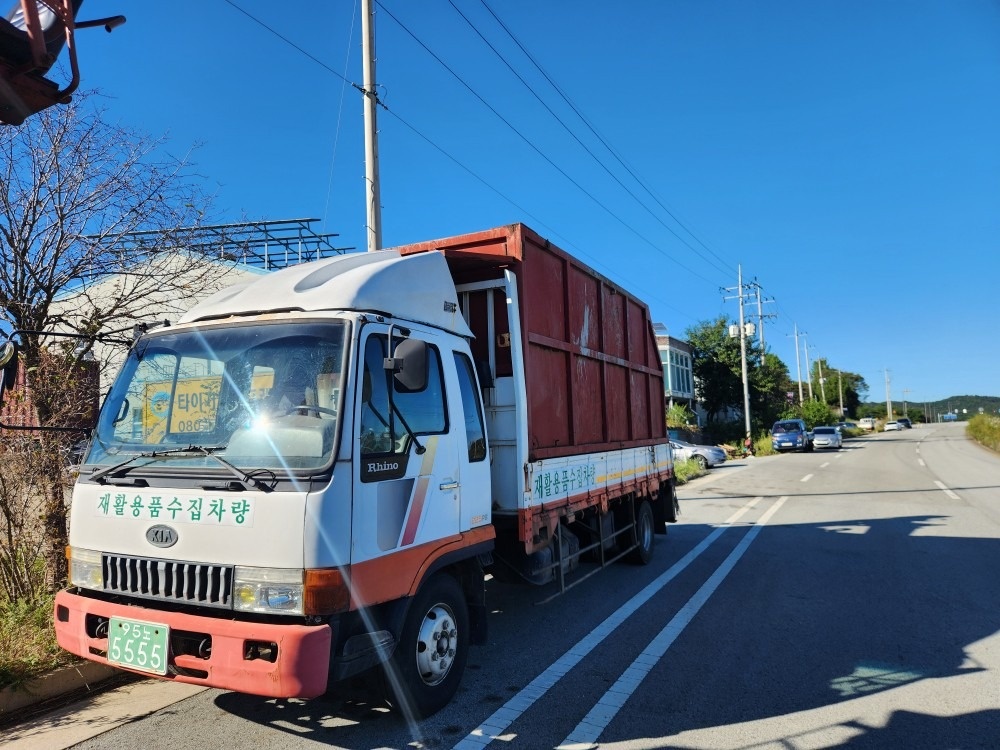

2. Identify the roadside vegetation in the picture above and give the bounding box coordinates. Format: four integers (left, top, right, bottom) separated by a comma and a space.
0, 595, 75, 691
0, 435, 81, 691
673, 457, 706, 483
967, 414, 1000, 453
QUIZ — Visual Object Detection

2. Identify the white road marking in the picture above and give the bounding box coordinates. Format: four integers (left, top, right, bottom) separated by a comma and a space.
820, 462, 830, 469
801, 474, 814, 482
918, 458, 926, 467
934, 480, 960, 500
557, 497, 789, 749
452, 497, 765, 750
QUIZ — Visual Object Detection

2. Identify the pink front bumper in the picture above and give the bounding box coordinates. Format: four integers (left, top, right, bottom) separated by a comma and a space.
54, 590, 332, 699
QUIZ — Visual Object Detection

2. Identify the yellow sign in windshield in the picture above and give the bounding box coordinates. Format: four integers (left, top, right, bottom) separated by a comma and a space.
142, 373, 273, 443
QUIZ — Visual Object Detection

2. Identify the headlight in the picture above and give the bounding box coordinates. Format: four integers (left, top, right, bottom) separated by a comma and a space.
69, 547, 104, 590
233, 567, 305, 615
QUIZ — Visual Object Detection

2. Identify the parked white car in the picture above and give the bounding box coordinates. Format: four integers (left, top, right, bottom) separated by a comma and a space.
811, 426, 843, 449
670, 440, 727, 470
884, 421, 901, 431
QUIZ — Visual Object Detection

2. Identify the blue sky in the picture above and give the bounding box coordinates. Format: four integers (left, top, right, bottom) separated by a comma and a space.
71, 1, 999, 405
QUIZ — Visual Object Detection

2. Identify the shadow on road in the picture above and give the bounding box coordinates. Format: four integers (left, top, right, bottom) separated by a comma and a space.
213, 508, 1000, 748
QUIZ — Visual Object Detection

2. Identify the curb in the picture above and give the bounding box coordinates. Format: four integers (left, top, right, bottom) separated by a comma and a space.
0, 662, 118, 719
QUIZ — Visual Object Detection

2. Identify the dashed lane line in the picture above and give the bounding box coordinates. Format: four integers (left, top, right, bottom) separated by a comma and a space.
934, 480, 960, 500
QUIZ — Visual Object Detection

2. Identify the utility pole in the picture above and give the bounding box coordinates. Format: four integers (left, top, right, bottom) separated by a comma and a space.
361, 0, 383, 253
884, 369, 893, 419
803, 336, 813, 400
902, 388, 910, 419
817, 357, 827, 404
838, 369, 844, 417
752, 282, 776, 354
790, 324, 804, 405
723, 266, 753, 436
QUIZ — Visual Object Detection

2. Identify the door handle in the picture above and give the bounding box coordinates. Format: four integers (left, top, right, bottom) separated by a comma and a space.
439, 480, 459, 491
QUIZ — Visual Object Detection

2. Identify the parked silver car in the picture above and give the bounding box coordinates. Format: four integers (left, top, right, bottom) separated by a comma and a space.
670, 439, 727, 470
811, 426, 843, 449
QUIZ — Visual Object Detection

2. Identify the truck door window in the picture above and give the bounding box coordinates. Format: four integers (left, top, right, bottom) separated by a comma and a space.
360, 335, 446, 456
454, 352, 486, 462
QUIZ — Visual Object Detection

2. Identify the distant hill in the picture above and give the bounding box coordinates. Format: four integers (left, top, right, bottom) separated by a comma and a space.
862, 395, 1000, 422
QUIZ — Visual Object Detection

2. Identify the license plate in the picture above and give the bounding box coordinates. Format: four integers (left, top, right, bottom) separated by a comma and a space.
107, 616, 170, 675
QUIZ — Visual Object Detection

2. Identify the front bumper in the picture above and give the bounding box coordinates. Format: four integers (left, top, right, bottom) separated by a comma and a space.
54, 590, 332, 699
772, 439, 805, 451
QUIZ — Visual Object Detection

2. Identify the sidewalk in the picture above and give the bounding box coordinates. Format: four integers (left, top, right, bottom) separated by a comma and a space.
0, 662, 119, 719
1, 665, 205, 749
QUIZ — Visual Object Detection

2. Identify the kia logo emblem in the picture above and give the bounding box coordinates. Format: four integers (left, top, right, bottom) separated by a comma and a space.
146, 524, 178, 548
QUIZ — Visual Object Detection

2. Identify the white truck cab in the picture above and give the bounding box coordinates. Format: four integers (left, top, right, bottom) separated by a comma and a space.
55, 249, 494, 716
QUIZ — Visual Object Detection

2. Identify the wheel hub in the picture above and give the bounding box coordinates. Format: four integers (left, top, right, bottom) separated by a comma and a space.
415, 604, 458, 686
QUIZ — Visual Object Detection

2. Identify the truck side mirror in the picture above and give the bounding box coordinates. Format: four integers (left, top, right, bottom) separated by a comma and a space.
0, 340, 18, 405
385, 338, 427, 393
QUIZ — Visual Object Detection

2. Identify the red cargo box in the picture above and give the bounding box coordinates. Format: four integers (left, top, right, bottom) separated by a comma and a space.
394, 224, 666, 461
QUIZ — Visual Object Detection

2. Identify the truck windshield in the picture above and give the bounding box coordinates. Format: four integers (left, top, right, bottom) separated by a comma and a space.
87, 320, 347, 474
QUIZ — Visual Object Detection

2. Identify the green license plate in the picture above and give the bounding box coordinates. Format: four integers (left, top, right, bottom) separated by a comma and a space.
107, 616, 170, 675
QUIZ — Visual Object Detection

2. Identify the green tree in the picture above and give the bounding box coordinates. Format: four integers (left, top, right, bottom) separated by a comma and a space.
749, 351, 794, 431
810, 358, 868, 416
686, 316, 749, 423
800, 399, 835, 430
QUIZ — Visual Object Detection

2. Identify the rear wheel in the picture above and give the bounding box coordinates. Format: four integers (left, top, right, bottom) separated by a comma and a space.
628, 499, 655, 565
695, 454, 709, 470
663, 480, 679, 523
382, 573, 469, 718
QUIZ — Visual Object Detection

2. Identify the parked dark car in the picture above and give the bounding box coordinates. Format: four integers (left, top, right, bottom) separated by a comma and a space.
897, 418, 912, 429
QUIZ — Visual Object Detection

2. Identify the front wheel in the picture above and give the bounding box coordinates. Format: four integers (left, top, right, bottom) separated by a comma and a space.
695, 454, 709, 470
382, 573, 469, 718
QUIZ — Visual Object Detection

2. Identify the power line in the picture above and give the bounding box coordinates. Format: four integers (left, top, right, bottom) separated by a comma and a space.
449, 0, 732, 280
476, 0, 733, 274
374, 1, 720, 286
217, 1, 694, 317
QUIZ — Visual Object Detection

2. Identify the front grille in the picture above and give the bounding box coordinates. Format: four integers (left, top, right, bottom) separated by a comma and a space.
102, 554, 234, 609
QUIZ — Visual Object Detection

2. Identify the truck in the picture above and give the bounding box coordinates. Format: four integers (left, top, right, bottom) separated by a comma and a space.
44, 223, 676, 717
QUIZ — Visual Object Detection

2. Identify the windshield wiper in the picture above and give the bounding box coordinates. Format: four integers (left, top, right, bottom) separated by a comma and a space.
90, 446, 216, 483
90, 445, 272, 492
186, 445, 273, 492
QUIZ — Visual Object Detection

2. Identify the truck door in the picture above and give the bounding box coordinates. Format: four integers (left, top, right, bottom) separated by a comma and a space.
449, 350, 491, 531
353, 329, 463, 567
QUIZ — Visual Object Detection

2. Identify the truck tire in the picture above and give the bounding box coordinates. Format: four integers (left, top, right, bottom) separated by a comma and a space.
663, 480, 679, 524
628, 499, 655, 565
382, 573, 469, 718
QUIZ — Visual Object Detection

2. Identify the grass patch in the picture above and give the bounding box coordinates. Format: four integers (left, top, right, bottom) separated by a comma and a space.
674, 457, 707, 483
0, 595, 78, 691
967, 414, 1000, 453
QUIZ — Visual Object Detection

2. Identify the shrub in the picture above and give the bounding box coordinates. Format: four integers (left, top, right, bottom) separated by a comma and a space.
967, 415, 1000, 453
0, 595, 75, 690
673, 457, 705, 483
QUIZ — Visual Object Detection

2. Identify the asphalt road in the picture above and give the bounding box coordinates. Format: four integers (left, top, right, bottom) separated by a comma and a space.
9, 422, 1000, 749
